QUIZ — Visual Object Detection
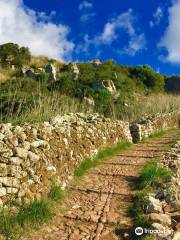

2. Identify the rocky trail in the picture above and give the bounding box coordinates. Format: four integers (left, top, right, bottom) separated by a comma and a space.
24, 130, 179, 240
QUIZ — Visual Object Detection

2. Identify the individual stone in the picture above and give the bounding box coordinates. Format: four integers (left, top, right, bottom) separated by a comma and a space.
6, 187, 18, 194
31, 140, 49, 148
0, 133, 5, 141
0, 187, 6, 197
152, 223, 173, 238
0, 164, 7, 177
28, 151, 40, 162
146, 196, 163, 213
15, 147, 28, 159
149, 213, 171, 226
7, 165, 21, 177
0, 177, 19, 188
9, 157, 23, 165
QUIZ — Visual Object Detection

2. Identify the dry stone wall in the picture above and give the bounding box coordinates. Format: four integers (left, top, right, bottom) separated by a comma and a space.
0, 111, 180, 207
0, 113, 131, 207
130, 112, 180, 142
143, 141, 180, 240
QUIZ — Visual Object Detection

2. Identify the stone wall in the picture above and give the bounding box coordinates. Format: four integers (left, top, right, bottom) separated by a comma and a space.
143, 141, 180, 240
0, 112, 180, 207
0, 113, 131, 207
130, 112, 180, 142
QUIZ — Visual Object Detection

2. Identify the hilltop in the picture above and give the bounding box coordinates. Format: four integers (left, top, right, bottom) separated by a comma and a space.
0, 42, 179, 124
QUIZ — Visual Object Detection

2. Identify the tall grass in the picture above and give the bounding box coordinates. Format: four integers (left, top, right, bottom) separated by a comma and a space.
0, 183, 64, 239
113, 93, 180, 122
139, 160, 172, 189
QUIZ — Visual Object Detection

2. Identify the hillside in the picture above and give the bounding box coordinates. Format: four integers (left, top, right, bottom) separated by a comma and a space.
0, 43, 180, 124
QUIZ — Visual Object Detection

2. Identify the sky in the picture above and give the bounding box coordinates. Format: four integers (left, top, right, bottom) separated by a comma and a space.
0, 0, 180, 75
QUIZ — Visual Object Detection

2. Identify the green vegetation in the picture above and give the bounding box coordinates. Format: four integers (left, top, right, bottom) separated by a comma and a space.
129, 191, 149, 228
139, 160, 172, 189
48, 183, 64, 201
0, 42, 180, 124
74, 141, 131, 177
128, 159, 172, 239
0, 183, 64, 239
0, 43, 31, 67
149, 130, 167, 139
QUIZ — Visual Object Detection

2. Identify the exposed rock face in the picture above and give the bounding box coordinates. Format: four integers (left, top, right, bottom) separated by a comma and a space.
130, 112, 180, 142
165, 76, 180, 93
45, 64, 57, 81
68, 63, 79, 80
92, 80, 117, 94
102, 80, 116, 94
0, 113, 132, 206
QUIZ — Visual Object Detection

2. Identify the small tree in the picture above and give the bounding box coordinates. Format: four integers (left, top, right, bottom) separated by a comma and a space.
0, 43, 31, 67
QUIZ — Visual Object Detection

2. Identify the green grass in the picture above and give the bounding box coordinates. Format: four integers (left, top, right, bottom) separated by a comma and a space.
148, 130, 167, 139
74, 141, 131, 177
139, 160, 172, 189
129, 192, 149, 228
0, 183, 64, 239
48, 183, 64, 201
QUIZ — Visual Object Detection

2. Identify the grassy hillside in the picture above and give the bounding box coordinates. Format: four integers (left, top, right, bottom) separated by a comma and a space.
0, 43, 179, 124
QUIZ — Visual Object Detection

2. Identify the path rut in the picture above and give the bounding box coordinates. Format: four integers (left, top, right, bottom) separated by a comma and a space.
25, 130, 180, 240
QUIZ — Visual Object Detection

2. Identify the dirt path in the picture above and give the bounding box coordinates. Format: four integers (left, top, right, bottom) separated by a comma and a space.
25, 130, 179, 240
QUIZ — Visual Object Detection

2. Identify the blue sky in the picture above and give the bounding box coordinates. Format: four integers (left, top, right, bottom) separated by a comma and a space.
0, 0, 180, 75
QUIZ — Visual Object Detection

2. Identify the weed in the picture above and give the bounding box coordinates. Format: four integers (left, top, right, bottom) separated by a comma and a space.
48, 183, 64, 201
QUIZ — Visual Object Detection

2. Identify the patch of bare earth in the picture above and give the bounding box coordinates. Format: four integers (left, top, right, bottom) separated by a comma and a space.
23, 130, 179, 240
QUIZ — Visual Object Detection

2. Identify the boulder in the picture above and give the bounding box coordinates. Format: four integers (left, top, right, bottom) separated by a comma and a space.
68, 63, 79, 80
25, 69, 36, 78
28, 151, 40, 162
152, 223, 173, 238
83, 97, 95, 106
149, 213, 171, 226
102, 80, 116, 93
0, 187, 6, 197
15, 147, 28, 159
146, 196, 163, 213
45, 64, 56, 81
92, 80, 116, 94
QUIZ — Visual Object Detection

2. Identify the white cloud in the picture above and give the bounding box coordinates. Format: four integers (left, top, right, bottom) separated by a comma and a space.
79, 1, 93, 10
77, 9, 146, 56
159, 0, 180, 64
0, 0, 74, 60
80, 13, 96, 22
150, 7, 163, 28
